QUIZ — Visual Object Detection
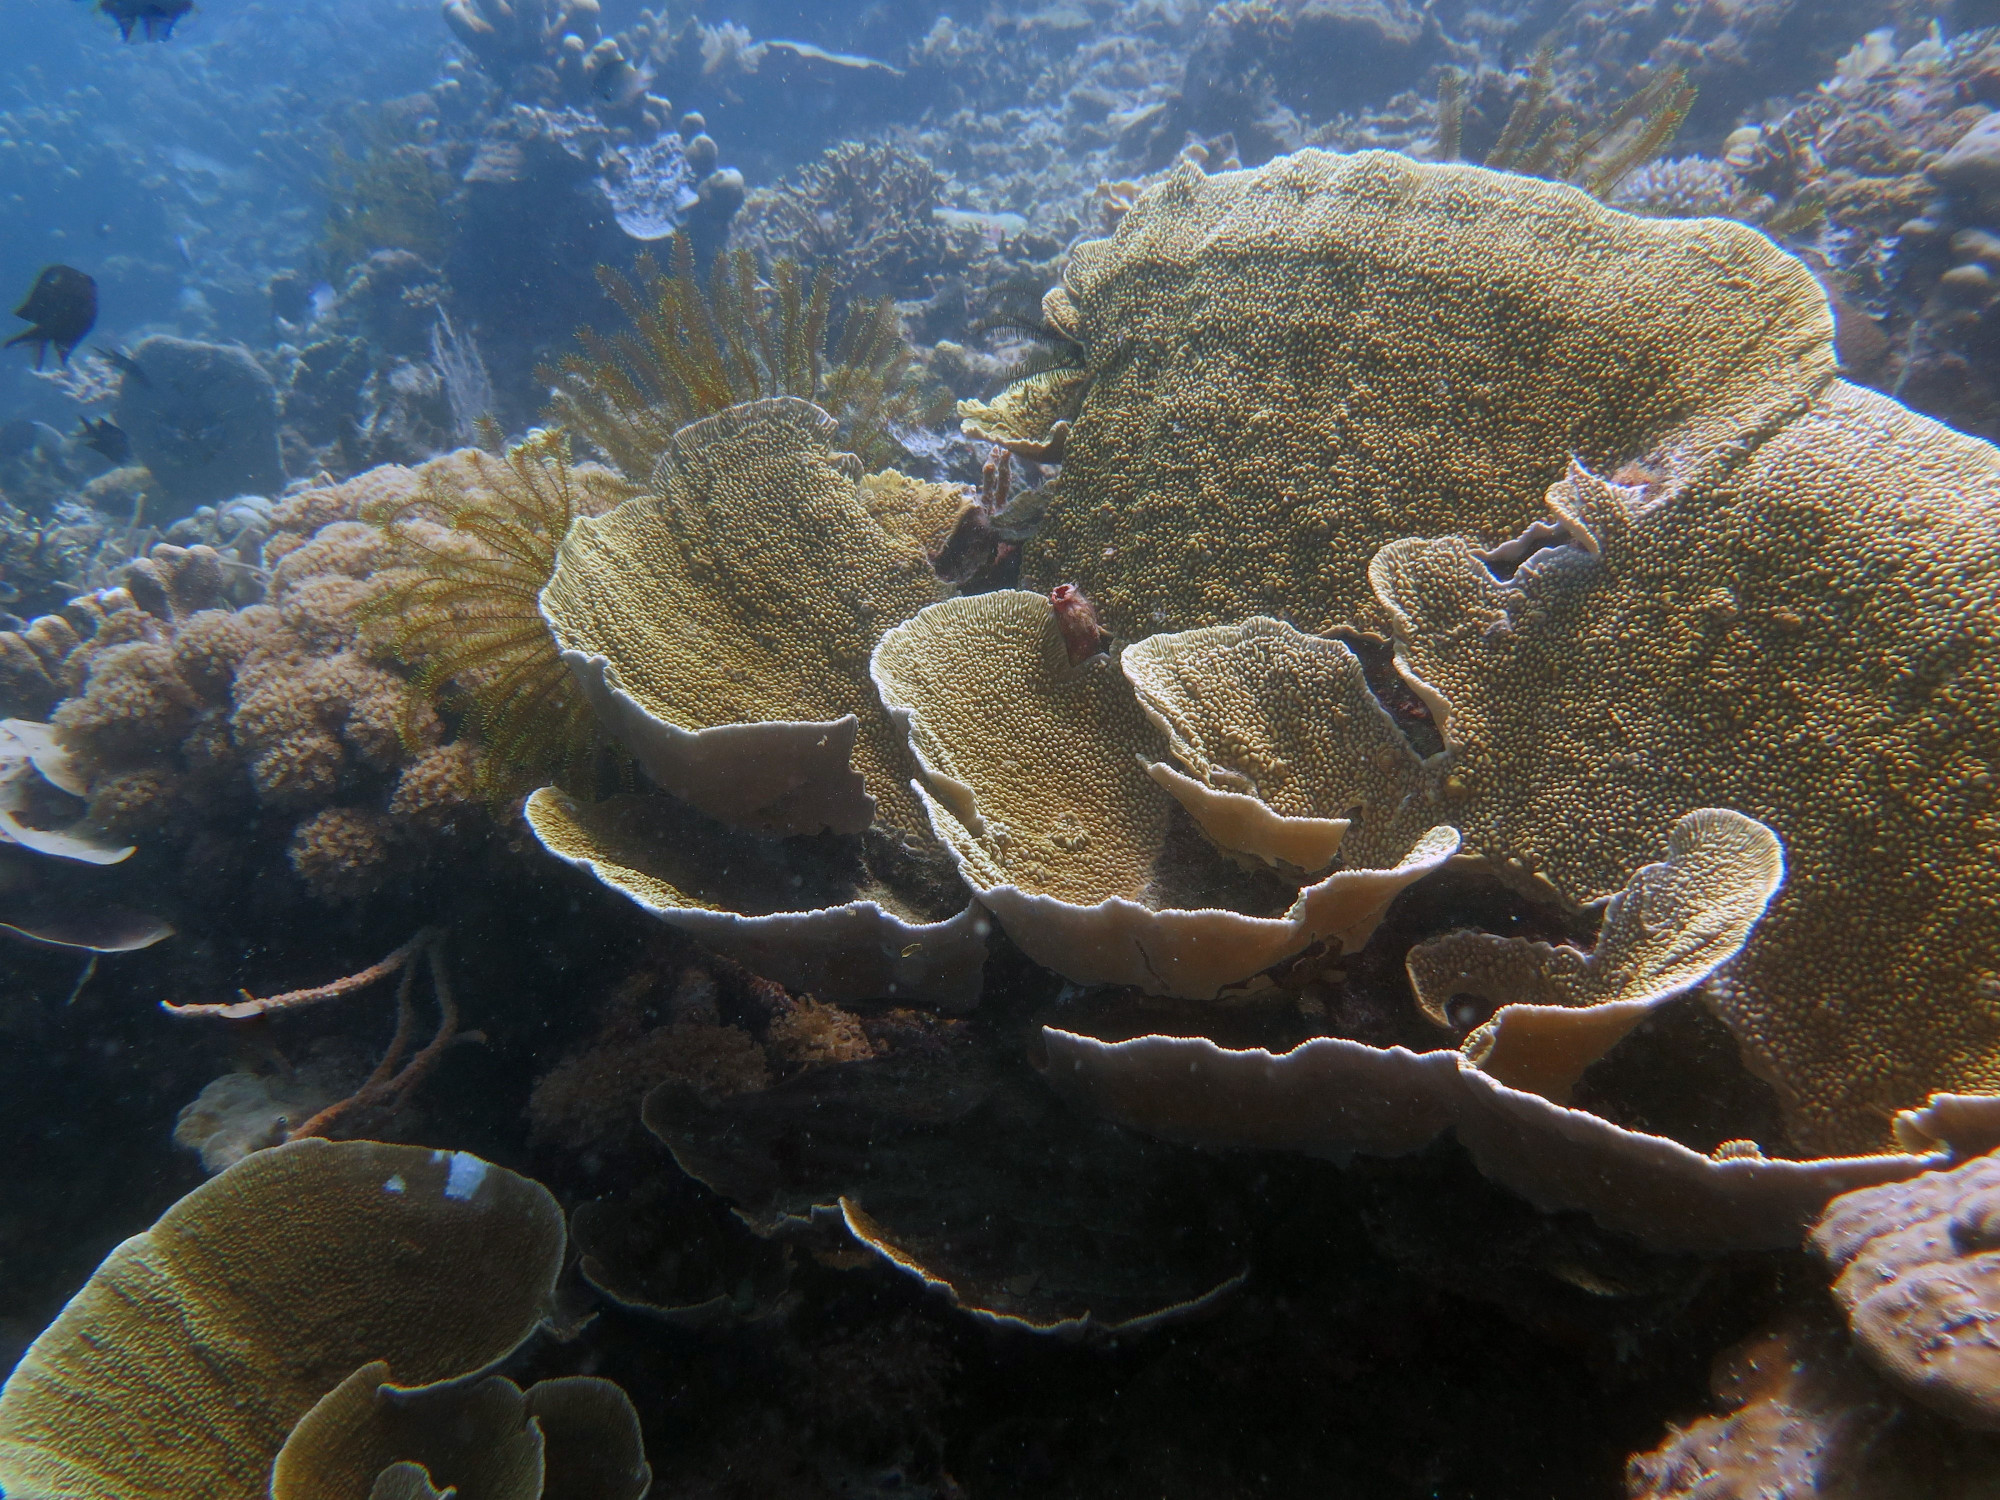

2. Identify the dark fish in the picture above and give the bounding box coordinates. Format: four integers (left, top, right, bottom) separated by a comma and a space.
5, 265, 97, 369
93, 0, 193, 41
77, 417, 129, 465
95, 344, 150, 386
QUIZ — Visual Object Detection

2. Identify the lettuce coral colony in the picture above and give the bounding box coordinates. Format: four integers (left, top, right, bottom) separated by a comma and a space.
15, 0, 2000, 1483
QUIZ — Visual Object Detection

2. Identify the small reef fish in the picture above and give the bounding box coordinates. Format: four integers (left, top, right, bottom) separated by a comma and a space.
5, 266, 97, 370
89, 0, 194, 41
761, 39, 905, 75
77, 417, 130, 465
95, 345, 150, 386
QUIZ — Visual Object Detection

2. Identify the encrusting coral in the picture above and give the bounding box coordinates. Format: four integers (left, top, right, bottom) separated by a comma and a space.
1004, 148, 1834, 643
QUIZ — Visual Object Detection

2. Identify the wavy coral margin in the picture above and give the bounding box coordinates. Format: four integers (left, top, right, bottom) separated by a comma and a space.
1040, 1028, 1944, 1253
524, 785, 989, 1010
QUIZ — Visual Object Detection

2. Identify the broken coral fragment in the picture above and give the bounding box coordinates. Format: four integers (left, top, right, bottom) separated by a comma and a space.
1372, 384, 2000, 1154
1811, 1149, 2000, 1432
540, 396, 943, 837
1015, 148, 1837, 641
0, 1139, 565, 1500
1411, 808, 1785, 1102
525, 785, 987, 1008
872, 590, 1456, 998
270, 1362, 650, 1500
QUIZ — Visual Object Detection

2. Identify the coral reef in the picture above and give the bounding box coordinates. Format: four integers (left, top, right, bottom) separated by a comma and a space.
0, 458, 506, 910
732, 141, 983, 302
527, 396, 985, 1006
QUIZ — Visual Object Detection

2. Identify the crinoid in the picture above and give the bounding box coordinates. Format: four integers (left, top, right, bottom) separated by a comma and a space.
318, 107, 455, 283
1435, 49, 1696, 200
542, 233, 948, 478
364, 424, 633, 795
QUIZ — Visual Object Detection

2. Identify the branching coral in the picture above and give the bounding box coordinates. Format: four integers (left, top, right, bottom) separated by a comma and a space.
544, 233, 948, 477
4, 467, 495, 906
362, 426, 632, 794
731, 141, 978, 302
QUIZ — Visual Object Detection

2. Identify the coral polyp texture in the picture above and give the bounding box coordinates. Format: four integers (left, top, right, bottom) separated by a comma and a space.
1008, 149, 1835, 642
870, 589, 1458, 999
0, 1139, 570, 1500
528, 395, 986, 1006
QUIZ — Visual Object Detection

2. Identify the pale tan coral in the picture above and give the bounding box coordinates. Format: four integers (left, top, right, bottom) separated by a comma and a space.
956, 369, 1086, 461
856, 469, 975, 564
1012, 149, 1835, 641
1408, 809, 1785, 1102
1120, 616, 1431, 875
288, 806, 397, 904
871, 590, 1458, 999
270, 521, 404, 654
52, 639, 199, 768
84, 766, 185, 839
389, 743, 480, 832
172, 608, 264, 702
539, 397, 944, 838
262, 463, 424, 566
231, 624, 437, 809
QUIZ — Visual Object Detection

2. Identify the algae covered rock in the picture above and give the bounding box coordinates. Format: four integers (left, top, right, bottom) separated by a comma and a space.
117, 335, 284, 514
